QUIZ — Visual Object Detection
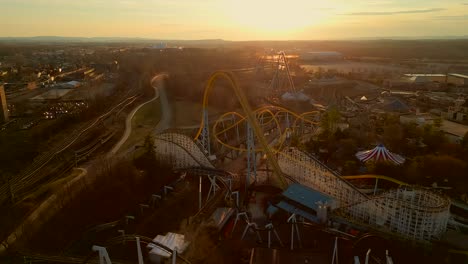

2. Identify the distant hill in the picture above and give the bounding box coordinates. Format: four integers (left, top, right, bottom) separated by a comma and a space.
1, 36, 468, 59
0, 36, 227, 45
1, 35, 468, 43
353, 35, 468, 40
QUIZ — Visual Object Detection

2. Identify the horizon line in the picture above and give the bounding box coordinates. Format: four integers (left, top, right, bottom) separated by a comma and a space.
1, 35, 468, 42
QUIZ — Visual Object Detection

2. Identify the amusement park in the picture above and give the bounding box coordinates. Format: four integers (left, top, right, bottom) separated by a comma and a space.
2, 48, 468, 264
147, 54, 461, 263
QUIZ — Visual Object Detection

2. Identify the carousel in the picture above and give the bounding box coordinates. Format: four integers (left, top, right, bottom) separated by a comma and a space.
354, 144, 406, 195
355, 144, 405, 165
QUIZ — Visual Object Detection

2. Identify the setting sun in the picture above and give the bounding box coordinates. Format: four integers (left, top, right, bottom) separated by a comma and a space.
225, 0, 332, 34
0, 0, 466, 40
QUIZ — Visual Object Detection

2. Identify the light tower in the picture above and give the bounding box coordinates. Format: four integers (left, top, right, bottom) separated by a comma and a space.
0, 84, 9, 123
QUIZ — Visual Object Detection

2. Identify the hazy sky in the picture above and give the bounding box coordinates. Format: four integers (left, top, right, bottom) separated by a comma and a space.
1, 0, 467, 40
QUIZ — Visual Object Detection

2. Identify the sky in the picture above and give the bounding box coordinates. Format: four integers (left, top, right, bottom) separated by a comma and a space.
0, 0, 467, 40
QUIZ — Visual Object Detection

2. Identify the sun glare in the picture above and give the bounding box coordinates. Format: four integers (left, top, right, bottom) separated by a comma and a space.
225, 0, 331, 34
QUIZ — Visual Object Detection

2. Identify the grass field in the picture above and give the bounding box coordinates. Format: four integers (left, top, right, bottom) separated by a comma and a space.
118, 98, 161, 153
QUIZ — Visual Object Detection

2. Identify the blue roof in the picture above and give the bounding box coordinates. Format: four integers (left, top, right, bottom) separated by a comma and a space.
282, 183, 333, 210
275, 201, 318, 222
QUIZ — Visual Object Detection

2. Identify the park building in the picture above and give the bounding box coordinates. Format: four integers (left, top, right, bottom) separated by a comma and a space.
401, 73, 468, 87
443, 98, 468, 124
400, 111, 468, 144
386, 73, 468, 91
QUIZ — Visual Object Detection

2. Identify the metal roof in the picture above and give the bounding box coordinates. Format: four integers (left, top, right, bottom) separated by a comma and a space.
282, 183, 333, 210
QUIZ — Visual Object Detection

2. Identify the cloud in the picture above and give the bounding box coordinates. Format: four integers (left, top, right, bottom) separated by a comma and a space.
435, 15, 468, 20
345, 8, 445, 16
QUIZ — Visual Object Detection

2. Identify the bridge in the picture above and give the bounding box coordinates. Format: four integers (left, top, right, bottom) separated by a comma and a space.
151, 61, 451, 246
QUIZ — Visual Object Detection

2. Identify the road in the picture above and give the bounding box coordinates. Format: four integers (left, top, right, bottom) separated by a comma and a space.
110, 73, 172, 157
152, 74, 172, 134
109, 76, 162, 155
0, 71, 172, 251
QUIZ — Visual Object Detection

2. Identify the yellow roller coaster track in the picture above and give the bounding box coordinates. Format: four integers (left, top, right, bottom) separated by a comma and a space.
194, 71, 290, 188
209, 109, 413, 190
193, 72, 413, 192
342, 175, 410, 186
211, 106, 319, 152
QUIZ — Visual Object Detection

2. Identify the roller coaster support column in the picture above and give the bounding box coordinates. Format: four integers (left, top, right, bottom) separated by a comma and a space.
199, 176, 202, 211
231, 211, 249, 237
365, 249, 371, 264
265, 223, 284, 248
233, 113, 241, 159
246, 122, 257, 192
172, 247, 178, 264
224, 178, 233, 200
92, 246, 112, 264
241, 221, 263, 243
386, 250, 394, 264
200, 109, 211, 156
332, 237, 339, 264
136, 236, 144, 264
206, 175, 220, 202
288, 214, 302, 250
197, 71, 288, 189
230, 191, 240, 208
233, 113, 240, 142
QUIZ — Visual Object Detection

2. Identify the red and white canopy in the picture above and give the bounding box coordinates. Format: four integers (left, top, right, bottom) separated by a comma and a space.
355, 144, 405, 165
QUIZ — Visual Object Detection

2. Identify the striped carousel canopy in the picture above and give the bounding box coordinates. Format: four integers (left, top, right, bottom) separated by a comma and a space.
355, 144, 405, 165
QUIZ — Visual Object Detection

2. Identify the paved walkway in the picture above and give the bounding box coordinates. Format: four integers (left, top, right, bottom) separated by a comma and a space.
153, 75, 172, 134
109, 81, 160, 155
113, 73, 172, 157
112, 73, 172, 157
